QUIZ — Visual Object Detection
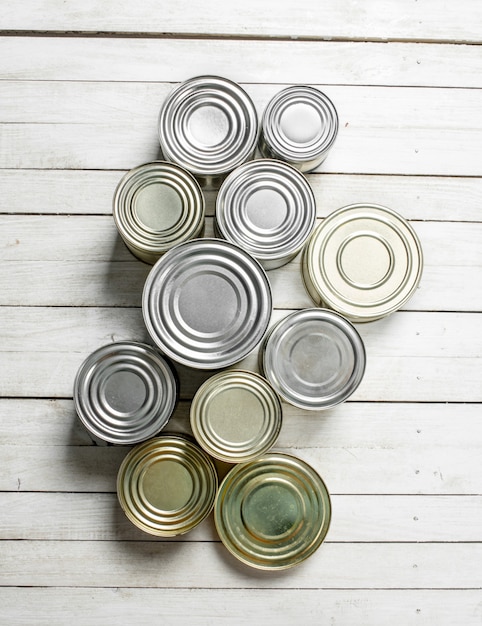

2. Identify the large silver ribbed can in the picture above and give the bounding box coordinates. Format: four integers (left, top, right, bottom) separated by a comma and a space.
259, 308, 365, 410
158, 75, 259, 188
142, 238, 272, 370
302, 203, 424, 322
73, 341, 178, 444
113, 161, 205, 264
259, 86, 338, 172
215, 159, 316, 270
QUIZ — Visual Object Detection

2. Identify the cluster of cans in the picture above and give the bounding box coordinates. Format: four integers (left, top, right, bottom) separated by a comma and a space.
74, 76, 423, 570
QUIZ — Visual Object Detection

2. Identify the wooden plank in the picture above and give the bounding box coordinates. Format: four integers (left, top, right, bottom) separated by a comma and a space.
2, 82, 482, 175
2, 588, 481, 626
1, 38, 481, 88
2, 540, 481, 588
1, 169, 482, 223
2, 493, 481, 542
3, 0, 482, 43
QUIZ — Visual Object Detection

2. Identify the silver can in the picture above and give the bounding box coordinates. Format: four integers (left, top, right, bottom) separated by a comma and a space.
113, 161, 205, 264
73, 341, 178, 444
215, 159, 316, 270
259, 86, 338, 173
142, 238, 272, 370
259, 309, 365, 410
158, 75, 259, 188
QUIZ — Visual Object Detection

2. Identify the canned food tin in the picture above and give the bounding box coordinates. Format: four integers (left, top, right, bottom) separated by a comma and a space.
158, 75, 258, 188
190, 370, 282, 463
259, 308, 365, 410
302, 204, 424, 322
142, 238, 272, 370
112, 161, 205, 265
259, 85, 338, 173
215, 452, 331, 570
73, 341, 178, 444
117, 435, 218, 536
215, 159, 316, 270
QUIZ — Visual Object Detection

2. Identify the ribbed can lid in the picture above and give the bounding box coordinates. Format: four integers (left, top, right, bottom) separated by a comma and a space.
73, 341, 178, 444
158, 75, 258, 180
215, 159, 316, 270
215, 452, 331, 570
142, 238, 272, 370
117, 435, 218, 536
303, 203, 423, 321
190, 370, 282, 463
260, 308, 365, 410
113, 161, 205, 264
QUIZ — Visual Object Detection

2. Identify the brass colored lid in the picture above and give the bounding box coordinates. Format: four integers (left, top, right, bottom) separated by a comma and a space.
303, 204, 423, 322
190, 370, 282, 463
215, 452, 331, 570
117, 435, 218, 536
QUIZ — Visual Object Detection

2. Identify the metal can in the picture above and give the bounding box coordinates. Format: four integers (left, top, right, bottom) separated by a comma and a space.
117, 434, 218, 536
142, 238, 272, 370
259, 85, 338, 172
73, 341, 178, 444
259, 308, 365, 410
158, 75, 259, 188
215, 452, 331, 570
112, 161, 205, 265
302, 203, 424, 322
215, 159, 316, 270
190, 370, 282, 463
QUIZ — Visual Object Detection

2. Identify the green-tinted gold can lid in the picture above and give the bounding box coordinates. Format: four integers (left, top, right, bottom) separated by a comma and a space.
214, 452, 331, 570
303, 203, 423, 322
117, 435, 218, 536
190, 370, 282, 463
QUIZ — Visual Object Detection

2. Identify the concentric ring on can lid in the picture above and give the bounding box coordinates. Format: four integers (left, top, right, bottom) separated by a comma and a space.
142, 238, 272, 370
158, 75, 258, 180
215, 159, 316, 270
190, 370, 282, 463
214, 452, 331, 570
113, 161, 205, 264
260, 86, 338, 172
303, 204, 423, 321
117, 435, 218, 536
260, 308, 365, 410
73, 341, 178, 444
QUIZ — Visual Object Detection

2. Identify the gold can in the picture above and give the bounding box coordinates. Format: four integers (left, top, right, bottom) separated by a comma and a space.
117, 435, 218, 536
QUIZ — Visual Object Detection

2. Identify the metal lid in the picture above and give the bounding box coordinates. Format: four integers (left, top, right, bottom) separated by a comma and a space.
190, 370, 282, 463
260, 86, 338, 172
112, 161, 205, 264
117, 435, 218, 536
142, 238, 272, 370
73, 341, 178, 444
303, 203, 424, 322
158, 75, 258, 180
260, 308, 365, 410
215, 159, 316, 270
214, 452, 331, 570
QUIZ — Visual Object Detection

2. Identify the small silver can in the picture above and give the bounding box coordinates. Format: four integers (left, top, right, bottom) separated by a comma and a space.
259, 85, 338, 173
259, 308, 365, 410
215, 159, 316, 270
73, 341, 178, 444
113, 161, 205, 265
158, 75, 259, 188
142, 238, 272, 370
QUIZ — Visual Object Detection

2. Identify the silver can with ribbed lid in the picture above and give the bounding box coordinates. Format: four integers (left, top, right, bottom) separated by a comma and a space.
73, 341, 178, 444
112, 160, 205, 265
215, 159, 316, 270
158, 75, 259, 188
259, 85, 338, 173
142, 238, 272, 370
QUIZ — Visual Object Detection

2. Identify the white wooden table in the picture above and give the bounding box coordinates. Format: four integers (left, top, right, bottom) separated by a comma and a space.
1, 2, 481, 624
